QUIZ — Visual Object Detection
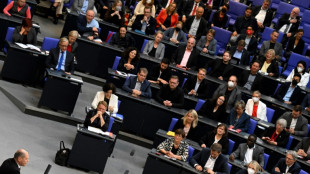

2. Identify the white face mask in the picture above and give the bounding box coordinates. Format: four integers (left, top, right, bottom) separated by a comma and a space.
247, 168, 255, 174
252, 97, 259, 103
146, 0, 151, 3
297, 67, 303, 73
115, 6, 122, 11
228, 81, 234, 88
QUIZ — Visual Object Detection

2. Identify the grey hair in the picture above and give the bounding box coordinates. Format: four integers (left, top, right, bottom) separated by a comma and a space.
276, 118, 287, 128
287, 150, 298, 160
235, 100, 245, 109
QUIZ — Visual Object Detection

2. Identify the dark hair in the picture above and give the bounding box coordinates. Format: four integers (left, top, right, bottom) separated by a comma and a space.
212, 95, 227, 108
122, 47, 140, 61
22, 18, 32, 28
245, 6, 252, 12
223, 3, 229, 10
102, 83, 116, 93
293, 73, 302, 80
272, 30, 279, 34
210, 143, 222, 153
251, 61, 261, 68
214, 123, 228, 137
161, 58, 170, 65
293, 105, 302, 112
175, 128, 186, 138
144, 6, 152, 13
238, 40, 245, 47
294, 60, 307, 75
248, 134, 257, 141
119, 25, 127, 31
297, 29, 304, 33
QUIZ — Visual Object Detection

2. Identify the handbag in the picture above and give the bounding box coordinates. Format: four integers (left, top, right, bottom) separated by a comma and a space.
55, 141, 71, 166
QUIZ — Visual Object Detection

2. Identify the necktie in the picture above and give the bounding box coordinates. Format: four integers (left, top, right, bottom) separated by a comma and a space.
191, 3, 197, 16
283, 18, 292, 34
169, 0, 173, 5
208, 0, 212, 5
57, 52, 64, 71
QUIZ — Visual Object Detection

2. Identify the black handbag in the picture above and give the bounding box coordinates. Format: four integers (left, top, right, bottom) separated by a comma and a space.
55, 141, 71, 166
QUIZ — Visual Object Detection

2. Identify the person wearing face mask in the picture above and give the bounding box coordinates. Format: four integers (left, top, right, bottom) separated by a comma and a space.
12, 18, 37, 45
213, 75, 241, 113
173, 109, 199, 141
286, 60, 309, 88
227, 100, 250, 132
279, 105, 308, 137
229, 40, 250, 65
204, 51, 234, 81
110, 26, 136, 48
235, 160, 262, 174
245, 91, 267, 122
163, 21, 188, 45
252, 0, 273, 33
284, 29, 305, 61
236, 26, 258, 56
103, 0, 124, 26
210, 5, 228, 29
143, 31, 165, 59
238, 61, 262, 91
274, 73, 302, 105
229, 135, 264, 168
196, 29, 217, 56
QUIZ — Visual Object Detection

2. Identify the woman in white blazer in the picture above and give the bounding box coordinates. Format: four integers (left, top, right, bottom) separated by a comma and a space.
286, 60, 309, 87
245, 91, 268, 122
92, 83, 119, 114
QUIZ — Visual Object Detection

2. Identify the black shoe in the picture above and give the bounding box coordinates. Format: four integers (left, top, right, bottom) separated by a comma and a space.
53, 17, 58, 24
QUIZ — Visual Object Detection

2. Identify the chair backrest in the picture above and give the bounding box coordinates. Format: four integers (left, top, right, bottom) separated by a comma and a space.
307, 78, 310, 88
228, 163, 232, 173
168, 118, 179, 131
118, 100, 121, 107
41, 37, 59, 51
302, 43, 309, 56
302, 23, 310, 44
195, 99, 206, 111
273, 83, 281, 96
64, 0, 75, 8
140, 39, 149, 53
259, 27, 284, 45
208, 10, 216, 23
228, 139, 235, 155
248, 119, 258, 134
5, 27, 15, 42
7, 0, 12, 4
227, 0, 247, 25
211, 26, 232, 51
181, 78, 187, 88
112, 56, 121, 70
291, 0, 310, 13
300, 10, 310, 26
286, 135, 293, 150
299, 170, 308, 174
252, 0, 264, 7
266, 107, 275, 123
271, 0, 281, 9
105, 31, 115, 43
263, 153, 270, 170
307, 124, 310, 136
272, 2, 296, 25
108, 116, 115, 132
187, 146, 195, 162
283, 53, 310, 77
278, 66, 283, 77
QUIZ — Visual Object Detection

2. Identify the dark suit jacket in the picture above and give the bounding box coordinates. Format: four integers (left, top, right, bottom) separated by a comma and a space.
199, 131, 229, 154
147, 64, 171, 82
238, 71, 262, 91
236, 34, 258, 56
172, 45, 199, 69
163, 27, 188, 45
156, 84, 184, 108
212, 84, 241, 113
229, 46, 251, 65
77, 14, 95, 35
183, 16, 208, 40
271, 158, 301, 174
122, 76, 152, 98
0, 158, 20, 174
212, 10, 228, 29
45, 48, 75, 74
274, 82, 302, 105
252, 5, 273, 27
276, 13, 300, 36
132, 14, 156, 35
259, 58, 279, 77
227, 111, 250, 132
117, 57, 140, 74
233, 16, 258, 35
110, 33, 136, 49
84, 109, 110, 132
294, 137, 310, 161
279, 111, 308, 136
12, 26, 37, 45
286, 37, 305, 55
190, 148, 229, 174
183, 76, 209, 99
205, 59, 234, 81
173, 119, 199, 142
181, 1, 205, 18
231, 143, 265, 167
197, 99, 227, 122
262, 127, 289, 148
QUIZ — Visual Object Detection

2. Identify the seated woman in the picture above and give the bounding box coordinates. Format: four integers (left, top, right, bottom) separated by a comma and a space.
3, 0, 31, 18
92, 83, 118, 114
197, 95, 227, 123
259, 49, 279, 77
173, 109, 199, 141
199, 123, 229, 154
103, 0, 124, 26
157, 128, 189, 161
128, 0, 156, 26
84, 101, 110, 132
211, 5, 228, 29
110, 26, 135, 49
284, 29, 305, 59
245, 91, 268, 122
196, 29, 217, 55
236, 160, 262, 174
163, 21, 187, 45
286, 60, 309, 87
227, 100, 250, 132
143, 31, 165, 59
262, 118, 289, 148
117, 47, 140, 74
66, 30, 79, 57
12, 18, 37, 45
156, 2, 178, 31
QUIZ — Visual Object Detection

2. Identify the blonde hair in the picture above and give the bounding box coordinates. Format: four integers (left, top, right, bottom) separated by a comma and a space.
182, 109, 198, 128
248, 160, 261, 173
68, 30, 78, 38
265, 49, 275, 58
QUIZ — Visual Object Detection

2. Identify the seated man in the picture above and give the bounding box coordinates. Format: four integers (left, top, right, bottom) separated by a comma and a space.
204, 51, 233, 81
180, 0, 205, 22
301, 93, 310, 112
84, 101, 110, 132
71, 0, 95, 15
183, 68, 209, 99
252, 0, 273, 33
294, 137, 310, 161
163, 21, 188, 45
0, 149, 29, 173
238, 61, 262, 91
77, 10, 100, 41
271, 151, 301, 174
190, 143, 229, 173
274, 74, 302, 105
156, 75, 184, 108
259, 30, 283, 61
183, 6, 208, 41
279, 105, 308, 137
229, 134, 264, 168
122, 68, 152, 98
3, 0, 31, 18
172, 37, 199, 70
148, 58, 171, 85
212, 75, 241, 113
110, 26, 135, 49
45, 37, 74, 74
236, 26, 258, 56
229, 40, 251, 65
131, 7, 156, 35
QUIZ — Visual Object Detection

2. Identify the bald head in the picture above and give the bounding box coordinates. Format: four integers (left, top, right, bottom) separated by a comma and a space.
86, 10, 95, 23
14, 149, 29, 167
291, 7, 300, 18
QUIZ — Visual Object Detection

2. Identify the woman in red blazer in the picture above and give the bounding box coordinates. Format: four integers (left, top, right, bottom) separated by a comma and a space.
156, 2, 179, 31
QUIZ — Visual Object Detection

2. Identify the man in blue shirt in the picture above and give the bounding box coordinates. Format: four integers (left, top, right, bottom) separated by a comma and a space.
77, 10, 100, 40
274, 74, 302, 105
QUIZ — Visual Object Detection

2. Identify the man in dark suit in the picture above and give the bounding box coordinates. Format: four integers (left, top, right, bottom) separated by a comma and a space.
238, 61, 262, 91
45, 37, 75, 74
183, 68, 209, 99
252, 0, 273, 33
183, 6, 208, 40
0, 149, 29, 174
148, 58, 171, 85
190, 143, 229, 173
76, 10, 99, 39
236, 26, 258, 56
259, 30, 283, 61
274, 73, 302, 105
279, 105, 309, 137
204, 51, 233, 81
294, 137, 310, 161
229, 134, 265, 167
122, 68, 152, 98
132, 7, 156, 35
173, 37, 199, 70
271, 151, 301, 174
229, 40, 251, 65
181, 0, 205, 21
